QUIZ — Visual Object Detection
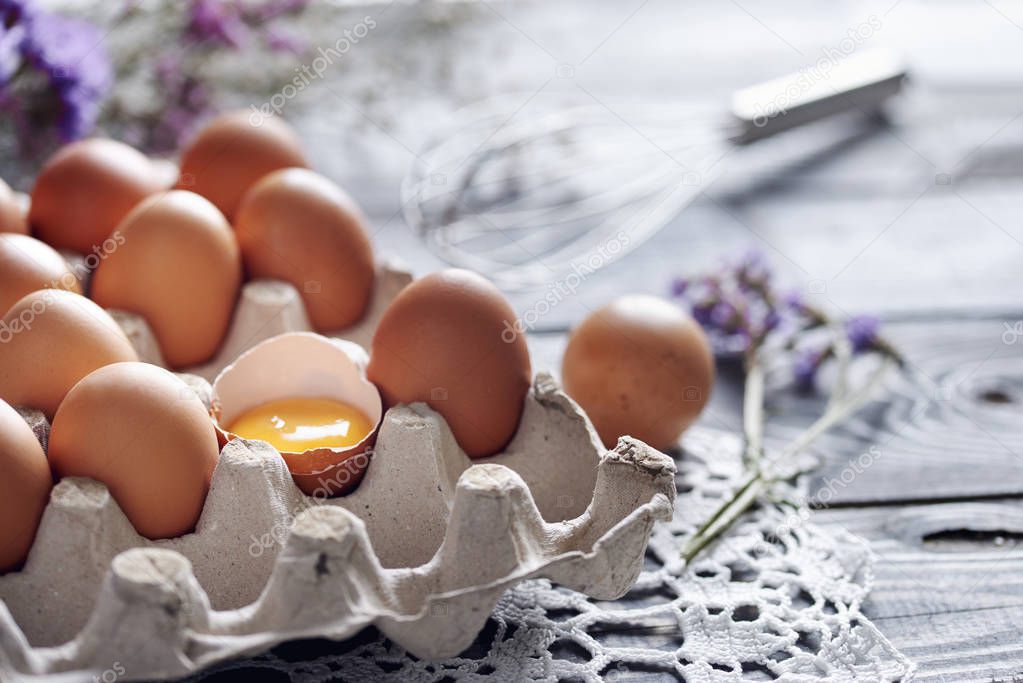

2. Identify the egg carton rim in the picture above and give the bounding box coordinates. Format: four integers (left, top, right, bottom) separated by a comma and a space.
0, 382, 676, 681
1, 260, 678, 681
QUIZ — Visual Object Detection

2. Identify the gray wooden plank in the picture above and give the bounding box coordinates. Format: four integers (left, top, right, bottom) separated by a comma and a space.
872, 606, 1023, 683
800, 318, 1023, 504
532, 317, 1023, 504
815, 501, 1023, 682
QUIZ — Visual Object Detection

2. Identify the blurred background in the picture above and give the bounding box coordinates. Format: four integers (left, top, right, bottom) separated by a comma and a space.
5, 0, 1023, 326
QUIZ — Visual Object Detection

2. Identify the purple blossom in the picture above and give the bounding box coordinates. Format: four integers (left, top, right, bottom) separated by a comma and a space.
671, 251, 779, 354
187, 0, 248, 47
151, 75, 213, 151
0, 2, 112, 144
845, 315, 880, 353
691, 301, 715, 327
710, 301, 739, 330
794, 347, 826, 392
736, 249, 770, 289
262, 25, 302, 54
671, 250, 893, 388
0, 0, 35, 24
782, 290, 805, 313
22, 12, 112, 139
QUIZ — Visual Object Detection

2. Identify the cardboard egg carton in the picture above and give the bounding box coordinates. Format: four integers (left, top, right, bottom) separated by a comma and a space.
0, 264, 676, 682
107, 261, 415, 381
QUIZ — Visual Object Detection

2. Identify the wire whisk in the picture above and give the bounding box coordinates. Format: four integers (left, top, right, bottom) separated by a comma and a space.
402, 50, 907, 289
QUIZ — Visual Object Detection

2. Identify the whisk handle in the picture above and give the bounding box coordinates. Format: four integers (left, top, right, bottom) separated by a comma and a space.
729, 49, 907, 144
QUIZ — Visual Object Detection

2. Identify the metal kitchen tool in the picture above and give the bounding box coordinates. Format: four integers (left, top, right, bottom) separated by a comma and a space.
402, 49, 907, 288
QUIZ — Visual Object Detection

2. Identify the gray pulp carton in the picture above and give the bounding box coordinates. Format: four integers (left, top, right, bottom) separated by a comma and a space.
0, 264, 676, 681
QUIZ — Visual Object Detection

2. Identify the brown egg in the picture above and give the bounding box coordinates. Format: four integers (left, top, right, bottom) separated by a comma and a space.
0, 399, 52, 573
91, 191, 242, 369
561, 295, 714, 451
367, 269, 531, 458
0, 289, 138, 419
0, 233, 82, 317
29, 138, 165, 254
0, 178, 28, 235
234, 168, 374, 332
177, 110, 308, 220
48, 362, 219, 540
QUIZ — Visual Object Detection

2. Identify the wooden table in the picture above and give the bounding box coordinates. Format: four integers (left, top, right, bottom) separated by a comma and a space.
141, 0, 1023, 679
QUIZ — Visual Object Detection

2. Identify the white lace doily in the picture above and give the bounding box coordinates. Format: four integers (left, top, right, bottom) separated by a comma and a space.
187, 429, 915, 682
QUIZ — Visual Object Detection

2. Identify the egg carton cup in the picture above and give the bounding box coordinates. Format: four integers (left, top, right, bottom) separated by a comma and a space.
105, 259, 414, 381
0, 261, 676, 681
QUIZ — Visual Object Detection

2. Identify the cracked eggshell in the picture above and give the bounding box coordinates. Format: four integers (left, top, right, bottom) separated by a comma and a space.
211, 332, 382, 497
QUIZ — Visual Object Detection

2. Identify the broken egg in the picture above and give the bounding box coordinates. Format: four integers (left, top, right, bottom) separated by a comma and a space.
211, 332, 382, 497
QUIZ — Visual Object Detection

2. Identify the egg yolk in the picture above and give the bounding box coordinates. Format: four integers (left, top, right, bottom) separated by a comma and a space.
227, 397, 373, 453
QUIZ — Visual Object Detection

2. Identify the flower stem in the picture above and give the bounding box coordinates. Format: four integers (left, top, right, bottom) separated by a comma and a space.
741, 349, 765, 470
828, 323, 852, 410
680, 355, 894, 564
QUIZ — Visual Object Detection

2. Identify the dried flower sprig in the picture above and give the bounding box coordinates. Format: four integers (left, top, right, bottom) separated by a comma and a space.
105, 0, 312, 153
0, 0, 112, 154
670, 251, 903, 563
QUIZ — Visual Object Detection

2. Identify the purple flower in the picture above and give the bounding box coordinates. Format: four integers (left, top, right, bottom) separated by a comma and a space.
845, 315, 880, 353
671, 252, 778, 354
691, 301, 715, 327
710, 301, 738, 330
3, 4, 112, 142
0, 0, 36, 25
782, 290, 805, 313
187, 0, 248, 47
794, 346, 826, 392
736, 249, 770, 289
671, 250, 895, 399
262, 25, 302, 54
